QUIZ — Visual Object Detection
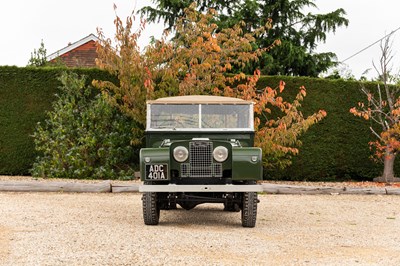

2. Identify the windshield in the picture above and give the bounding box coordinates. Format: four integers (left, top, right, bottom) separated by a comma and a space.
148, 104, 253, 130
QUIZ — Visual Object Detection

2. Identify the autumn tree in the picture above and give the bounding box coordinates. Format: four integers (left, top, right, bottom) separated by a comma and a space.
140, 0, 349, 77
350, 36, 400, 182
96, 3, 326, 169
94, 6, 154, 144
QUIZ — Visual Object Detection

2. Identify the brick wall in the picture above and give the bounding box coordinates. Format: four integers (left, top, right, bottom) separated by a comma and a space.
53, 40, 98, 68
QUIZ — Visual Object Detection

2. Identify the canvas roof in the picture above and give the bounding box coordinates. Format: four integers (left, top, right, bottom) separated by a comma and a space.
147, 95, 252, 105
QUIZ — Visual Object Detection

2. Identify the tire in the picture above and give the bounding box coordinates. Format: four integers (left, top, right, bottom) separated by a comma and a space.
142, 192, 160, 225
241, 192, 258, 227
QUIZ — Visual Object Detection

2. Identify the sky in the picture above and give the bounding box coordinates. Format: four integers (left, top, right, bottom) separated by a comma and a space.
1, 0, 400, 79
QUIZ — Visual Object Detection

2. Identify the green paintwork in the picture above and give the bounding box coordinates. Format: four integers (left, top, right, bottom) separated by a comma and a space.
232, 147, 263, 180
140, 148, 170, 181
140, 137, 262, 181
168, 140, 232, 177
146, 131, 254, 148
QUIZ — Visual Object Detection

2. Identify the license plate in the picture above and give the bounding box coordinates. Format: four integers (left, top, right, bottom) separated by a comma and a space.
145, 164, 168, 180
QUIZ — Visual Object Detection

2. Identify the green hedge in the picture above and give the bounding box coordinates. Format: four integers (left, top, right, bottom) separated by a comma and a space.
0, 66, 116, 175
0, 66, 396, 180
258, 76, 394, 181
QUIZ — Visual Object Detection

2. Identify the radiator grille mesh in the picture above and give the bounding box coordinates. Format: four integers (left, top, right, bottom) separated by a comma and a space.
180, 141, 222, 177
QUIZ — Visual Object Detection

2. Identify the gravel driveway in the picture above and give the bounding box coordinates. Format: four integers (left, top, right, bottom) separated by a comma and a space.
0, 193, 399, 265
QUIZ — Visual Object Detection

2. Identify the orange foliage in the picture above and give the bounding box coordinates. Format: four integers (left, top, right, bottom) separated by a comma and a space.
370, 124, 400, 159
95, 3, 327, 168
94, 9, 153, 143
350, 82, 400, 162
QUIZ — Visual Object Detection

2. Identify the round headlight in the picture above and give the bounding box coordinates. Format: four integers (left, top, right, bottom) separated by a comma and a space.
173, 146, 189, 162
213, 146, 228, 162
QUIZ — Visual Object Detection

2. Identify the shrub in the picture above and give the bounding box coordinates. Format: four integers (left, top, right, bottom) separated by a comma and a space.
32, 72, 137, 179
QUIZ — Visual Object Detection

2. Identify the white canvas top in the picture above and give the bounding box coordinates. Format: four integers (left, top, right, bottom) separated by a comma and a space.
147, 95, 252, 105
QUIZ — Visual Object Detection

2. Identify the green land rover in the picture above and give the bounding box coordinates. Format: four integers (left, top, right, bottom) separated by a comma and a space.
139, 95, 263, 227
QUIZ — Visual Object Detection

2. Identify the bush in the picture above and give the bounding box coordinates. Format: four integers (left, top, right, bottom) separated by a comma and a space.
32, 72, 137, 179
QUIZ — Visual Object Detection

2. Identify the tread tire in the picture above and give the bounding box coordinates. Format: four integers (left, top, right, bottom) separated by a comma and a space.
241, 192, 258, 227
142, 192, 160, 225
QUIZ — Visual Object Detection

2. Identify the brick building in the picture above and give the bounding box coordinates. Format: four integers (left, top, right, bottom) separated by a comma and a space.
47, 34, 99, 68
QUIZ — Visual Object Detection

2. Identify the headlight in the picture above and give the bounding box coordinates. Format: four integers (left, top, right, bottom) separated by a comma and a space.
213, 146, 228, 162
173, 146, 189, 162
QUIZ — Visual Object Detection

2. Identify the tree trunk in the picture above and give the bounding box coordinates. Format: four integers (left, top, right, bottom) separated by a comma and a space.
374, 151, 400, 182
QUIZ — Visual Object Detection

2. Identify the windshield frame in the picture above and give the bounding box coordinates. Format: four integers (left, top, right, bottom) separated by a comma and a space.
146, 103, 254, 132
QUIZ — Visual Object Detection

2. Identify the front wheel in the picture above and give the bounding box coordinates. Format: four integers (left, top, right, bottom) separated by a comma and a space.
142, 192, 160, 225
241, 192, 258, 227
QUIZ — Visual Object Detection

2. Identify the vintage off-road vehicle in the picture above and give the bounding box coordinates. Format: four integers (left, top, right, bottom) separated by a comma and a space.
139, 95, 263, 227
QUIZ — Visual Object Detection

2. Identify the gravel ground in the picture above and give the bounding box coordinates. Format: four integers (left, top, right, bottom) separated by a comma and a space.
0, 193, 399, 266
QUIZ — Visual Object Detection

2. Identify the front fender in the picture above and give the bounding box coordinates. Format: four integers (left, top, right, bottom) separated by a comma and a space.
232, 147, 263, 181
140, 148, 170, 181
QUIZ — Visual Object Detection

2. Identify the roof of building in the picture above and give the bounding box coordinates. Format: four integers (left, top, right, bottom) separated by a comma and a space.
46, 33, 99, 61
147, 95, 252, 105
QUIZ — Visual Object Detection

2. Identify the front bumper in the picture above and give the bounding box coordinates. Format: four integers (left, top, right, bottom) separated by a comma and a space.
139, 184, 263, 193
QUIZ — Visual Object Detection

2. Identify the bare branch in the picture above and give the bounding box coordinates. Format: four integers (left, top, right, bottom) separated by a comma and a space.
369, 126, 382, 140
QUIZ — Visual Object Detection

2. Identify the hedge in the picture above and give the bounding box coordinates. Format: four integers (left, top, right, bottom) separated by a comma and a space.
0, 66, 397, 180
0, 66, 116, 175
258, 76, 393, 181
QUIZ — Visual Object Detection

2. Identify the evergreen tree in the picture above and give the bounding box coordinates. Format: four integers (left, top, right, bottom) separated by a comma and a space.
140, 0, 348, 76
27, 39, 48, 67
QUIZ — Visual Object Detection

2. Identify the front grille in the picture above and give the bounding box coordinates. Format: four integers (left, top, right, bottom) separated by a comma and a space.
180, 141, 222, 178
190, 141, 213, 168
